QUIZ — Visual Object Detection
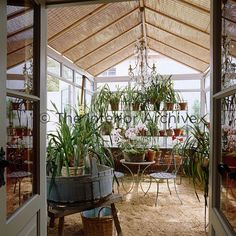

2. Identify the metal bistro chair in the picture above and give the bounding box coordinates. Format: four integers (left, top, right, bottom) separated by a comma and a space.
145, 154, 183, 206
114, 171, 134, 194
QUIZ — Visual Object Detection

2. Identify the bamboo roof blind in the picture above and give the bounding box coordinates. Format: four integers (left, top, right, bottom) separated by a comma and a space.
6, 0, 236, 77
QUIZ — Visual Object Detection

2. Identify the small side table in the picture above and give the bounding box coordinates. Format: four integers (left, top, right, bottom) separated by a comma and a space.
48, 193, 123, 236
120, 159, 155, 193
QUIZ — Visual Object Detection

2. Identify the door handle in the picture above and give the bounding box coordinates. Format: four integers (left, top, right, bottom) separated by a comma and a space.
0, 147, 10, 188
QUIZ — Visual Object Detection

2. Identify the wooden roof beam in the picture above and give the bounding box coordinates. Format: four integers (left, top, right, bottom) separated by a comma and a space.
74, 23, 141, 63
177, 0, 210, 13
62, 7, 139, 54
146, 6, 210, 36
85, 40, 138, 70
148, 35, 209, 64
7, 24, 33, 38
7, 7, 32, 20
149, 46, 203, 73
146, 21, 209, 50
48, 4, 109, 43
7, 41, 32, 55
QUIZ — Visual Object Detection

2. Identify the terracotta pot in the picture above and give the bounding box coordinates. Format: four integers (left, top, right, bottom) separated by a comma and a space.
138, 129, 147, 136
159, 130, 165, 136
132, 103, 140, 111
146, 149, 156, 162
165, 102, 174, 111
166, 129, 173, 136
24, 101, 33, 110
15, 127, 28, 136
179, 102, 187, 110
11, 102, 21, 110
110, 102, 119, 111
173, 128, 182, 136
123, 151, 145, 162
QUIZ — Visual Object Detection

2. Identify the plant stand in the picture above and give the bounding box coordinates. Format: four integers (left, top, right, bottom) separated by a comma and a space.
48, 193, 123, 236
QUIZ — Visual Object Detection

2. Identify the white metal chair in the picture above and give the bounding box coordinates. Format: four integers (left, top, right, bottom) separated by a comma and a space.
145, 154, 183, 206
114, 171, 134, 194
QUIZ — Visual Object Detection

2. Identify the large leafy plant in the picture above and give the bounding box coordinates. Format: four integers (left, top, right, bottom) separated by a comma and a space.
47, 103, 113, 177
173, 116, 209, 202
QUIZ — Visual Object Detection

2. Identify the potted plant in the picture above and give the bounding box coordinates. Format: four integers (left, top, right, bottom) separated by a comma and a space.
147, 120, 158, 136
176, 92, 187, 110
159, 130, 165, 136
100, 121, 113, 135
109, 87, 122, 111
46, 103, 114, 203
173, 117, 209, 204
163, 76, 177, 111
91, 84, 110, 117
123, 85, 141, 111
166, 127, 173, 137
111, 127, 147, 162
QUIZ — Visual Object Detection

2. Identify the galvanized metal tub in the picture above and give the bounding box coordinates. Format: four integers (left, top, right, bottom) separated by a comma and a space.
47, 164, 114, 203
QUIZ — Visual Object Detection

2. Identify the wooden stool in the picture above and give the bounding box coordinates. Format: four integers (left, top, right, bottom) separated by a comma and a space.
48, 194, 123, 236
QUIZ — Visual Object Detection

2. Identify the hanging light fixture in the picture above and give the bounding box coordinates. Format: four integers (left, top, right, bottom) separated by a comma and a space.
128, 6, 157, 86
128, 39, 157, 86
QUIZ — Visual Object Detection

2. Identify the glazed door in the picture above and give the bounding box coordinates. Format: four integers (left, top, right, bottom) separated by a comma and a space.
0, 0, 47, 235
209, 0, 236, 235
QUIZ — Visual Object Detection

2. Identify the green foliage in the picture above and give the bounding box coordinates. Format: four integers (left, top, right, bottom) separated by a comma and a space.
91, 84, 110, 117
109, 87, 122, 104
47, 103, 113, 177
173, 116, 209, 202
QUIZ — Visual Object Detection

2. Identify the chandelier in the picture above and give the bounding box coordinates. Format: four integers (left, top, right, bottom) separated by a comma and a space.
128, 39, 157, 86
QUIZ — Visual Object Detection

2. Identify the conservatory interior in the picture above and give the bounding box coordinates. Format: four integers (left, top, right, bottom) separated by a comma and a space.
4, 0, 236, 235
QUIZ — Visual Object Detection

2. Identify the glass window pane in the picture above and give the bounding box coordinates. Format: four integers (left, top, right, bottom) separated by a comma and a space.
181, 92, 201, 116
63, 66, 73, 82
47, 80, 71, 133
6, 0, 36, 217
205, 75, 210, 89
220, 94, 236, 231
173, 80, 201, 90
86, 93, 92, 107
47, 75, 59, 92
97, 82, 129, 91
7, 6, 34, 94
6, 97, 34, 217
47, 57, 60, 76
75, 72, 82, 86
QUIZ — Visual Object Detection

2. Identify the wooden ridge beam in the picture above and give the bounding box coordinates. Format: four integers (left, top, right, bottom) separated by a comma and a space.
62, 7, 139, 54
48, 4, 109, 42
74, 23, 141, 63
